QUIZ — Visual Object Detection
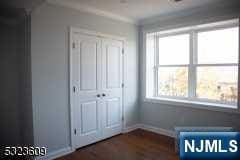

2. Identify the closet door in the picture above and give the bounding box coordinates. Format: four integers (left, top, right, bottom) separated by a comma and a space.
101, 38, 123, 139
72, 33, 102, 148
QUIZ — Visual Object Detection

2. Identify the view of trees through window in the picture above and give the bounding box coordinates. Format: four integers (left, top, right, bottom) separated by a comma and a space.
158, 67, 238, 103
197, 67, 238, 103
158, 67, 188, 97
156, 25, 238, 105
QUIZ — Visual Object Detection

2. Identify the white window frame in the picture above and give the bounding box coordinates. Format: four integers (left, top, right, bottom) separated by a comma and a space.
143, 19, 240, 114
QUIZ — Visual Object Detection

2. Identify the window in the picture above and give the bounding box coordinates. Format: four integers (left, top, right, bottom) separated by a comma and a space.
157, 34, 189, 97
146, 19, 239, 109
196, 28, 238, 104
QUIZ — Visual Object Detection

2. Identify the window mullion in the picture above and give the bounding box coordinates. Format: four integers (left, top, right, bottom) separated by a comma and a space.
193, 31, 198, 98
188, 31, 197, 99
154, 34, 159, 97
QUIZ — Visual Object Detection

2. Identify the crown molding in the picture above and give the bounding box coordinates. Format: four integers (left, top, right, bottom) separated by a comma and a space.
139, 0, 240, 25
47, 0, 137, 25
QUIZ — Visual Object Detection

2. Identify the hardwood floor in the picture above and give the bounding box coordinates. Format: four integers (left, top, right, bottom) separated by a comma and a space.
56, 129, 179, 160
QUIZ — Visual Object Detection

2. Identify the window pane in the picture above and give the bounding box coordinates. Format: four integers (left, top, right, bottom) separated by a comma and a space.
197, 66, 238, 103
198, 27, 239, 64
158, 67, 188, 97
158, 34, 189, 65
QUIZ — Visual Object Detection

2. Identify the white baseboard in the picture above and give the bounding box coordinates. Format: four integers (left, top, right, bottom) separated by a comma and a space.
123, 123, 176, 138
35, 146, 73, 160
123, 124, 142, 133
140, 124, 176, 138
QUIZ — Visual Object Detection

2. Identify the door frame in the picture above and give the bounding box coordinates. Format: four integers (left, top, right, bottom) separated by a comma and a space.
69, 27, 126, 150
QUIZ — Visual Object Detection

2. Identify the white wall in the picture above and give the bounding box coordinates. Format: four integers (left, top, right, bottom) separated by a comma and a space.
31, 3, 139, 153
139, 1, 240, 132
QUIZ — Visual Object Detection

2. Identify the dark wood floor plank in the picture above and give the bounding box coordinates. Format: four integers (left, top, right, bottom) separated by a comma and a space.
56, 129, 179, 160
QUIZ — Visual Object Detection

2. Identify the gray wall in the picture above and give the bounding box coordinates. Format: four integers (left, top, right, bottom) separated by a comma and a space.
0, 22, 21, 146
31, 3, 139, 153
18, 15, 34, 147
0, 11, 32, 147
139, 2, 240, 132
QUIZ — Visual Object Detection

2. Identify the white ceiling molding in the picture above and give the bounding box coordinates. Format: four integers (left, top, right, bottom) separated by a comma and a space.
139, 0, 240, 25
47, 0, 137, 25
46, 0, 239, 26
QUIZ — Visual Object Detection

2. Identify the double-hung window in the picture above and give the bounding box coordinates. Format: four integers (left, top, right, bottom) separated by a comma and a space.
145, 19, 239, 109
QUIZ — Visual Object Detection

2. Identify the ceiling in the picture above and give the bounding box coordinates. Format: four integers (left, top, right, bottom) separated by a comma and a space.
47, 0, 237, 24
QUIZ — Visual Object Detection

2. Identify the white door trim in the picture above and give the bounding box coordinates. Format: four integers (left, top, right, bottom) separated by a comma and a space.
69, 27, 126, 150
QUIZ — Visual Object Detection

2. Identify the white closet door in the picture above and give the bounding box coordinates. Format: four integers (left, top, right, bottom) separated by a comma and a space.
72, 33, 102, 148
101, 38, 123, 139
71, 31, 123, 149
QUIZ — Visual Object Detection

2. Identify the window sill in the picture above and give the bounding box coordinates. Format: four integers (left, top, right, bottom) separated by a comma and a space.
143, 97, 240, 114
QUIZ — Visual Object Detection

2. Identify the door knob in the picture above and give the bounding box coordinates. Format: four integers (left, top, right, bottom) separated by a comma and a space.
102, 93, 106, 97
97, 94, 101, 97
